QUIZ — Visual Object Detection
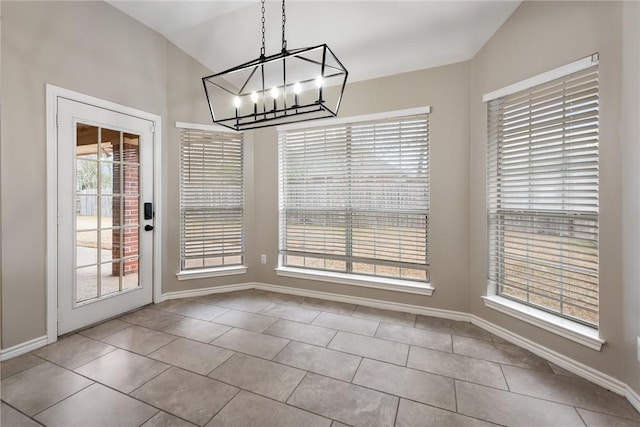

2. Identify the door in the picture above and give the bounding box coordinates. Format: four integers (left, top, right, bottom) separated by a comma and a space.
57, 98, 155, 334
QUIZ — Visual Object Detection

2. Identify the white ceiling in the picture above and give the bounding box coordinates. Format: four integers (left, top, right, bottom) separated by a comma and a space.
108, 0, 521, 83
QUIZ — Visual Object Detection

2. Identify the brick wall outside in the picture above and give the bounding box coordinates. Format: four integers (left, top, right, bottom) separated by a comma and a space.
112, 138, 139, 277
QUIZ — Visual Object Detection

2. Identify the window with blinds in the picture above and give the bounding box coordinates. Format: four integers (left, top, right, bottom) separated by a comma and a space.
487, 61, 599, 327
279, 113, 429, 283
180, 128, 244, 270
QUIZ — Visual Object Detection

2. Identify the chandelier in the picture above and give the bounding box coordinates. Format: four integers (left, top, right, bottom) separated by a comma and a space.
202, 0, 348, 131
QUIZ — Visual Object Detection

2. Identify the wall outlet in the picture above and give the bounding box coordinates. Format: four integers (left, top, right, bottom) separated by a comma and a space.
260, 254, 267, 264
637, 337, 640, 362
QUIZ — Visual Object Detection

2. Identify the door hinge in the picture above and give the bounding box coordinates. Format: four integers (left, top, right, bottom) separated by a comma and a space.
56, 113, 59, 128
150, 125, 156, 133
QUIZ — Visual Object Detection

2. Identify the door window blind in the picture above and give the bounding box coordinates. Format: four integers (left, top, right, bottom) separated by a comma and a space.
180, 128, 244, 270
279, 114, 429, 282
487, 64, 599, 326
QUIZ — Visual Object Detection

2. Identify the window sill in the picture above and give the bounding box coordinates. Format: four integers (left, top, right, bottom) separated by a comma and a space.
275, 266, 433, 296
176, 265, 248, 281
482, 295, 605, 351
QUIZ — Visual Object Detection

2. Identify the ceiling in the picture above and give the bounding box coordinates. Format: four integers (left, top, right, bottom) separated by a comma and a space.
108, 0, 521, 83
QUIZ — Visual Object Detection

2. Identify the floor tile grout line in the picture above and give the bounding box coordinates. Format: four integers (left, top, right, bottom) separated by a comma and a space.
0, 355, 48, 381
454, 377, 640, 420
29, 380, 96, 420
393, 396, 401, 426
123, 365, 240, 426
135, 409, 161, 427
33, 333, 121, 370
452, 377, 458, 412
287, 369, 459, 419
574, 406, 640, 423
123, 363, 173, 396
0, 398, 47, 426
283, 372, 372, 425
574, 405, 589, 427
349, 356, 365, 384
201, 387, 242, 427
499, 363, 510, 391
270, 338, 294, 362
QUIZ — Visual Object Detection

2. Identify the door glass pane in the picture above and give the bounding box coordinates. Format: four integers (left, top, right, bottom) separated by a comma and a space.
100, 162, 115, 194
103, 196, 119, 229
122, 257, 139, 290
101, 229, 116, 263
77, 231, 98, 266
123, 133, 139, 164
101, 261, 121, 296
124, 197, 140, 227
76, 159, 99, 193
76, 196, 98, 230
76, 266, 98, 302
100, 128, 120, 162
122, 226, 139, 259
123, 164, 140, 195
77, 123, 97, 159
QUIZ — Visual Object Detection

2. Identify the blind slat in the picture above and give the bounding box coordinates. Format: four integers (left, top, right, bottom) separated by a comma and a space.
487, 63, 599, 327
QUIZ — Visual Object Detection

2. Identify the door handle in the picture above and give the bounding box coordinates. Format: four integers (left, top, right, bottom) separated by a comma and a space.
144, 225, 154, 232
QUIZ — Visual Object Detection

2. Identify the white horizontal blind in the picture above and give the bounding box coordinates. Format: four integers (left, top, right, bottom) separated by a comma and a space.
279, 114, 429, 282
180, 128, 244, 270
487, 64, 599, 326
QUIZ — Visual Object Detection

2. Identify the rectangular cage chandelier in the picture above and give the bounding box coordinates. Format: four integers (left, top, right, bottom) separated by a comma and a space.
202, 0, 348, 132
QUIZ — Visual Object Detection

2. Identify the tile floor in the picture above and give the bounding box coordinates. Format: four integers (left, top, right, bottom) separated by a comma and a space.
1, 289, 639, 427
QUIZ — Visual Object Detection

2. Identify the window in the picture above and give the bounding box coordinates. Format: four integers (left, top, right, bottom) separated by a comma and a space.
179, 126, 244, 271
486, 56, 599, 327
278, 110, 430, 284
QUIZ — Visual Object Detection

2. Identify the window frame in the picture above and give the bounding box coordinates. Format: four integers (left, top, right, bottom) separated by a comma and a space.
482, 55, 604, 350
276, 107, 433, 295
176, 122, 247, 280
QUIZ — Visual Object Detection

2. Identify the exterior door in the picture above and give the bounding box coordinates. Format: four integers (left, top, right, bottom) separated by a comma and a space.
57, 98, 155, 334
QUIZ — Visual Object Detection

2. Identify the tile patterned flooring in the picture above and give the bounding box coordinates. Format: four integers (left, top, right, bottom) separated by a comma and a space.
1, 289, 639, 427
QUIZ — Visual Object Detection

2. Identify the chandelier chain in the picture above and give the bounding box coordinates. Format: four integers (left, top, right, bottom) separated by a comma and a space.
281, 0, 287, 51
260, 0, 266, 56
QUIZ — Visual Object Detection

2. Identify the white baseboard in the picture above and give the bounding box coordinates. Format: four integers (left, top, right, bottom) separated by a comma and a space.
626, 386, 640, 413
0, 335, 48, 361
471, 316, 631, 395
253, 282, 468, 321
158, 282, 254, 302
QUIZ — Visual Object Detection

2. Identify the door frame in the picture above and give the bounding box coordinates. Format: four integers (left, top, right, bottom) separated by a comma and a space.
46, 84, 163, 343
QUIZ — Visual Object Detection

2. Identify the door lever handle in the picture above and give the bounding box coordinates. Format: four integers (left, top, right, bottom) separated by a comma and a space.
144, 225, 154, 231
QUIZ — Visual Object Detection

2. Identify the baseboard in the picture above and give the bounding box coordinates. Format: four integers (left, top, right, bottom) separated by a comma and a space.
626, 385, 640, 413
0, 335, 48, 361
253, 282, 469, 321
156, 280, 640, 413
158, 282, 254, 302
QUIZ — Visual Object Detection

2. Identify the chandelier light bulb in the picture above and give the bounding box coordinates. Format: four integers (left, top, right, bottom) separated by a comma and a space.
233, 96, 241, 108
293, 82, 302, 95
251, 91, 259, 103
270, 86, 279, 99
315, 76, 324, 88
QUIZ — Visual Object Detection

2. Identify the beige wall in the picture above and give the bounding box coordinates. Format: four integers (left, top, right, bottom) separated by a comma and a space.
251, 62, 471, 312
0, 1, 213, 348
469, 1, 630, 381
